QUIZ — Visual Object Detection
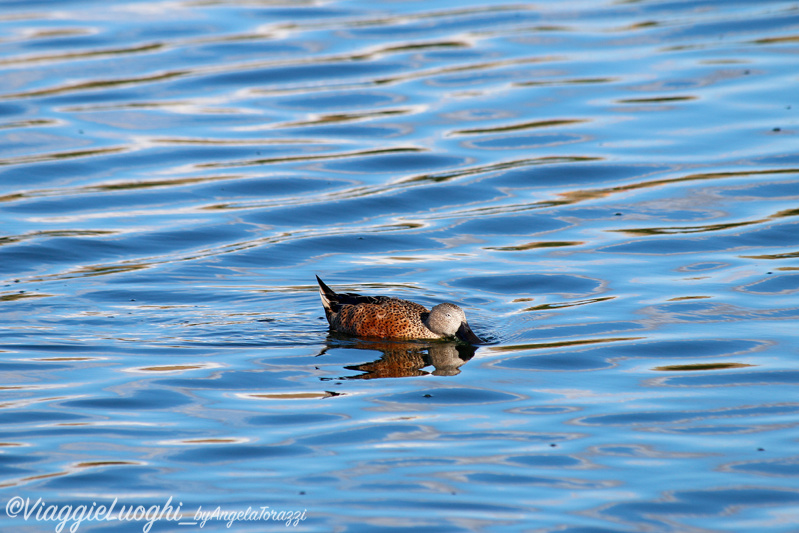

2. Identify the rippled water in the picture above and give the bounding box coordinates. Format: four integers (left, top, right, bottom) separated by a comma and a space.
2, 0, 799, 531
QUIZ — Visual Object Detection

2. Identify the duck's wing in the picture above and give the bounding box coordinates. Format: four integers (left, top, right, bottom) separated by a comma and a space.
316, 275, 387, 315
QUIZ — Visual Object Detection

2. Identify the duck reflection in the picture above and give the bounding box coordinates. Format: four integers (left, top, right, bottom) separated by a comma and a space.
320, 335, 477, 379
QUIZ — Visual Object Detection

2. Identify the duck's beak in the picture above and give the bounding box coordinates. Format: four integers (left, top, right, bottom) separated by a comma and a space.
456, 321, 482, 344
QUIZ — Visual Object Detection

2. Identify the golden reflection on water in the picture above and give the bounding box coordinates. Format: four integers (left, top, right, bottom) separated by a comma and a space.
0, 459, 143, 489
522, 296, 615, 311
453, 118, 587, 135
653, 362, 756, 372
487, 336, 645, 353
126, 363, 221, 373
486, 240, 584, 251
0, 292, 51, 302
238, 391, 342, 400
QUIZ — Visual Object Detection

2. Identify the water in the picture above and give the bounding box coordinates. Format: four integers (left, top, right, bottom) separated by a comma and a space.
1, 0, 798, 531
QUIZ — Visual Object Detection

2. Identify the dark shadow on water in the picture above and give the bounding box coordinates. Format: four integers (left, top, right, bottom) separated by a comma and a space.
318, 334, 477, 379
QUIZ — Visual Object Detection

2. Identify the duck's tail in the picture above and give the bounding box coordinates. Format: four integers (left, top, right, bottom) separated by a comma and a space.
316, 275, 337, 321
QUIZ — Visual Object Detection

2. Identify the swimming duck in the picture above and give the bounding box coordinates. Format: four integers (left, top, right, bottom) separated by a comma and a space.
316, 275, 482, 344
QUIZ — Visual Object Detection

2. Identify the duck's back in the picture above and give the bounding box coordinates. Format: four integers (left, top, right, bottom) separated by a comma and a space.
331, 297, 439, 339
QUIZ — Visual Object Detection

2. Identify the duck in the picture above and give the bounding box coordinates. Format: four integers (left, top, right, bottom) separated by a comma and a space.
316, 275, 482, 344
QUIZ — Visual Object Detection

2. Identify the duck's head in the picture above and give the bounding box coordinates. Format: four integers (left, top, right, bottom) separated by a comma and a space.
426, 303, 482, 344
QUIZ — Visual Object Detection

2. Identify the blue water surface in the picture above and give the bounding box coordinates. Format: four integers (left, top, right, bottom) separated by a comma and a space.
1, 0, 798, 531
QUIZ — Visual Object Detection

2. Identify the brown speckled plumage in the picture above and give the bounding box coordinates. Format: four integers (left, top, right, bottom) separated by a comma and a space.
316, 275, 482, 343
